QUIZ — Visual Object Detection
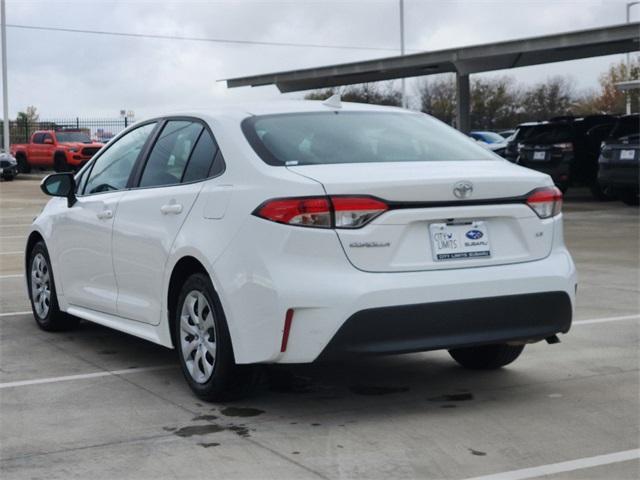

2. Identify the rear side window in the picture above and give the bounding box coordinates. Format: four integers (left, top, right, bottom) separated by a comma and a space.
242, 112, 497, 166
181, 129, 223, 183
139, 121, 203, 188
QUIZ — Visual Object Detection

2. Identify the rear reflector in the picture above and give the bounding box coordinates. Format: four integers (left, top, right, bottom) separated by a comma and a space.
280, 309, 294, 353
526, 186, 562, 219
255, 196, 388, 229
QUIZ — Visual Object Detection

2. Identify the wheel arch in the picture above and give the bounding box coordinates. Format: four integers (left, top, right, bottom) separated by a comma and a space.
166, 255, 210, 349
25, 230, 45, 272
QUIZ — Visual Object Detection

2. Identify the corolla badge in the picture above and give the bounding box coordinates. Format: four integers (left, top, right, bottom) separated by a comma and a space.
465, 229, 483, 240
453, 181, 473, 199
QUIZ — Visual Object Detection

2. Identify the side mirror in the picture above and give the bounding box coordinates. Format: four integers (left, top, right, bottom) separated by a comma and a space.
40, 173, 77, 207
43, 138, 54, 145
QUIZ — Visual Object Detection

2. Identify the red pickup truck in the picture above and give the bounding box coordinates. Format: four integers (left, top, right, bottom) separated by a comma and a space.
11, 129, 104, 173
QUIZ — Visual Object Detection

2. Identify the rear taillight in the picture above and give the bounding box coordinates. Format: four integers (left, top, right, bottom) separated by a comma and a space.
526, 186, 562, 219
552, 142, 573, 152
254, 196, 388, 229
331, 196, 388, 228
254, 197, 332, 228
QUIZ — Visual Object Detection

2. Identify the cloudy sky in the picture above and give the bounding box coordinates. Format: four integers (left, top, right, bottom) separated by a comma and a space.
2, 0, 637, 118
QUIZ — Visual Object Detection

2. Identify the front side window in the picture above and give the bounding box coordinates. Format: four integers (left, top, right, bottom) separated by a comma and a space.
32, 133, 45, 144
242, 112, 498, 166
84, 122, 156, 195
139, 121, 202, 188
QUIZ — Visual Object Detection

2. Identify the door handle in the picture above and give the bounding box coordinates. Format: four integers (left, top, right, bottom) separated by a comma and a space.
96, 209, 113, 220
160, 203, 183, 215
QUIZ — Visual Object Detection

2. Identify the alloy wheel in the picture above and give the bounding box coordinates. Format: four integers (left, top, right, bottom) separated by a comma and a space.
180, 290, 217, 383
31, 253, 51, 318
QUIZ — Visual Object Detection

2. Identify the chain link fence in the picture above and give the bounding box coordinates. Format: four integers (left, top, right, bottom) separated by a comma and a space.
0, 117, 134, 147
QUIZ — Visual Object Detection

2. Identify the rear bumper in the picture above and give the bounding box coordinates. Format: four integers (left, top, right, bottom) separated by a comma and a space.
518, 159, 571, 188
598, 164, 639, 190
320, 291, 571, 359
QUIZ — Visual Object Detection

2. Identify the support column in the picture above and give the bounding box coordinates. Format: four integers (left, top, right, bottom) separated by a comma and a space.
456, 73, 470, 134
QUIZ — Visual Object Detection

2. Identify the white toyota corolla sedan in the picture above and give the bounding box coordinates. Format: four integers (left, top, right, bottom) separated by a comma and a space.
27, 99, 576, 400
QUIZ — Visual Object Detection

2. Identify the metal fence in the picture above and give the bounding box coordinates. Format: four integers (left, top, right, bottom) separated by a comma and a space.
0, 117, 134, 146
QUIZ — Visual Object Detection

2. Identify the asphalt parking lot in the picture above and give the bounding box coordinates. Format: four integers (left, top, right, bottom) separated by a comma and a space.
0, 174, 638, 480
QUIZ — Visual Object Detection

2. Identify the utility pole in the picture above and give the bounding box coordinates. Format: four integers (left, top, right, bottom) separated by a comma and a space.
1, 0, 9, 153
626, 1, 639, 114
399, 0, 407, 109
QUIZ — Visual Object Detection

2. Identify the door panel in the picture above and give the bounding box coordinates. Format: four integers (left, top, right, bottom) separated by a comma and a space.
54, 192, 124, 313
112, 183, 203, 324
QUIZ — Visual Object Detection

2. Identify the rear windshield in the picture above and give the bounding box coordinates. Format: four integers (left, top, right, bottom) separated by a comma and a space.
522, 124, 573, 144
242, 112, 498, 166
610, 116, 640, 140
56, 131, 92, 143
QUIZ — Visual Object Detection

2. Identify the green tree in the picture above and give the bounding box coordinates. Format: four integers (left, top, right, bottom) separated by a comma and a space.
16, 105, 39, 124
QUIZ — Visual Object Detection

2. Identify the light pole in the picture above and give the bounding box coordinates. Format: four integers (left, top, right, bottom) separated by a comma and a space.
1, 0, 9, 153
399, 0, 407, 108
626, 1, 639, 114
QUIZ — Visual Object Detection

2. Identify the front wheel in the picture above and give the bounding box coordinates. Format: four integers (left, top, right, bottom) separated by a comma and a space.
449, 344, 525, 370
28, 241, 79, 331
174, 273, 255, 401
54, 153, 70, 172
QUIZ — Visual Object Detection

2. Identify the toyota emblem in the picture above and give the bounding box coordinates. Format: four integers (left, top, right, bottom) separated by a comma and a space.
453, 181, 474, 199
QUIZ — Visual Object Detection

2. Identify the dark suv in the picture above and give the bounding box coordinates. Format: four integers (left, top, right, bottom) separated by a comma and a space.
597, 114, 639, 206
515, 115, 616, 198
504, 123, 538, 163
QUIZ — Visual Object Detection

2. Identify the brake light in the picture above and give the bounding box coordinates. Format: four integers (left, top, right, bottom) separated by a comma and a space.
526, 187, 562, 219
254, 196, 388, 229
332, 196, 388, 228
254, 197, 331, 228
553, 142, 573, 152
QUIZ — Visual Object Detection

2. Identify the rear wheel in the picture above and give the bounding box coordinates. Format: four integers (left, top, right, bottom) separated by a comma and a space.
589, 181, 614, 201
16, 153, 30, 173
174, 273, 255, 401
28, 241, 79, 331
620, 190, 639, 206
449, 344, 525, 370
54, 152, 70, 172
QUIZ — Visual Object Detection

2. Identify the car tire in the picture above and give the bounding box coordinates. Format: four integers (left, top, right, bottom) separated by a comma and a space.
449, 344, 525, 370
16, 154, 30, 174
620, 190, 639, 206
54, 153, 70, 172
2, 174, 14, 181
27, 241, 79, 332
589, 182, 614, 201
174, 273, 256, 401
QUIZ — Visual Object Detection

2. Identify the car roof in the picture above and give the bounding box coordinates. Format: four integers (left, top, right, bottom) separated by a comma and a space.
157, 99, 408, 120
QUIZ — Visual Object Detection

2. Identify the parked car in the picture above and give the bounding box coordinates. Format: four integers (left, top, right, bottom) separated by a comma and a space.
498, 129, 516, 139
516, 115, 616, 197
0, 152, 18, 180
11, 129, 104, 173
27, 101, 576, 400
504, 122, 538, 163
598, 114, 639, 206
469, 130, 507, 156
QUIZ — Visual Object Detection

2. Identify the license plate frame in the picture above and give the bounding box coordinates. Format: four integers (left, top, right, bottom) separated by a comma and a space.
620, 149, 636, 160
429, 221, 491, 261
533, 150, 547, 161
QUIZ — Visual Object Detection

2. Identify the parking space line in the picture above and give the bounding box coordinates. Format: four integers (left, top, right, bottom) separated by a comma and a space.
0, 366, 174, 389
0, 251, 24, 255
574, 314, 639, 325
460, 448, 639, 480
0, 311, 31, 317
0, 235, 26, 239
0, 274, 24, 279
0, 224, 33, 228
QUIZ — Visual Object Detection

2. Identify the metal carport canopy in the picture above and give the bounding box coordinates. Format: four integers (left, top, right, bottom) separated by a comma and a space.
223, 22, 640, 132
